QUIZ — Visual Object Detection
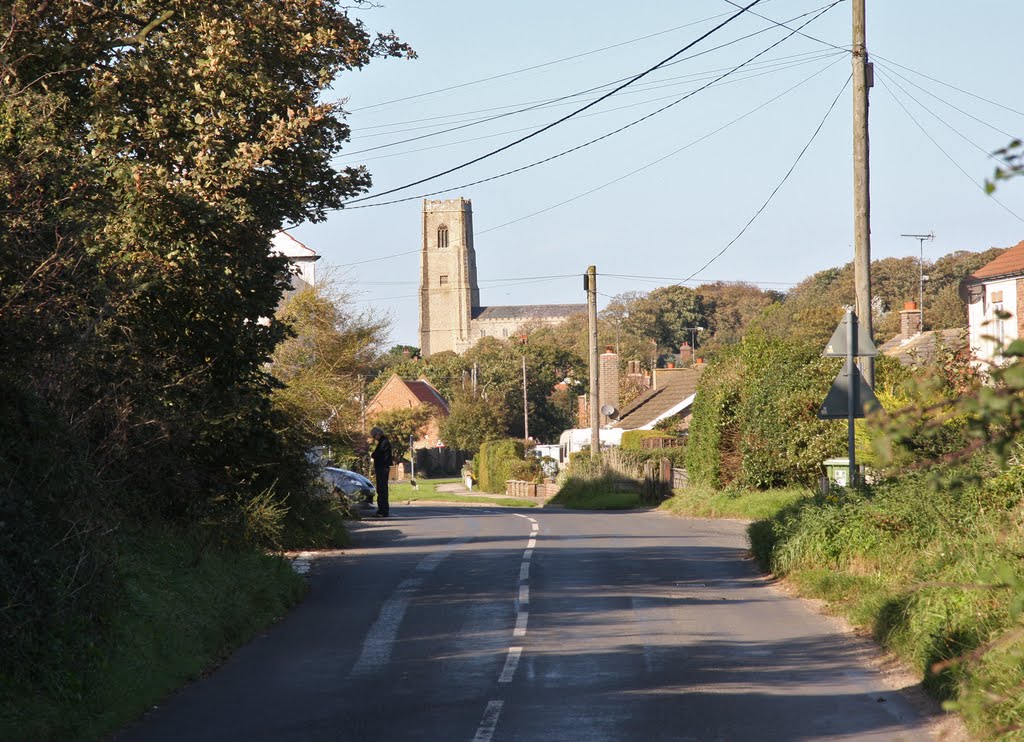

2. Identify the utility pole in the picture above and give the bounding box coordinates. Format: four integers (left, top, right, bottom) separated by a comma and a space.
852, 0, 875, 387
522, 353, 529, 440
586, 266, 600, 457
901, 232, 934, 332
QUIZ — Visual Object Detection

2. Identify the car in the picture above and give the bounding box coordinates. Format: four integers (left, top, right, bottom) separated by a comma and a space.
322, 467, 376, 502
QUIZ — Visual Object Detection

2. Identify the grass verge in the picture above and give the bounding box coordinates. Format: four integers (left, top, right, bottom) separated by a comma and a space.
660, 484, 810, 520
1, 530, 305, 742
388, 478, 541, 507
546, 474, 641, 510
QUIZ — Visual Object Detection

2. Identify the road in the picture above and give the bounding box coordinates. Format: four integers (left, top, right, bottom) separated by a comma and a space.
118, 506, 940, 741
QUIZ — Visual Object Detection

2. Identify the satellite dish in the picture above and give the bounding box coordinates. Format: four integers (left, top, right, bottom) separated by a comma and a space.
600, 404, 620, 420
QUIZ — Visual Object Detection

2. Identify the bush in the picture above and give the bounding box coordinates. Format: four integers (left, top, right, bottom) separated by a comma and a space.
476, 438, 526, 493
621, 430, 680, 449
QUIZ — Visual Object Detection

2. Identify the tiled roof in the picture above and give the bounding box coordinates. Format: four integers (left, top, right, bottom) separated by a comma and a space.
969, 240, 1024, 280
473, 304, 586, 321
615, 367, 704, 430
878, 328, 966, 366
404, 379, 450, 415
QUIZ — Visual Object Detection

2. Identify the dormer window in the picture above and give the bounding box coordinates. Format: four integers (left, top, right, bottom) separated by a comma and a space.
437, 225, 449, 248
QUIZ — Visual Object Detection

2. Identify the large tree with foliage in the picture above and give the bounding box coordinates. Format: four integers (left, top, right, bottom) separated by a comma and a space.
0, 0, 411, 711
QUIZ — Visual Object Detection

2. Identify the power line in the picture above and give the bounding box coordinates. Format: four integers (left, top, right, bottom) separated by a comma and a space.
340, 0, 771, 206
346, 6, 771, 113
873, 61, 1021, 144
681, 72, 851, 284
340, 5, 837, 160
475, 55, 845, 236
875, 65, 1017, 170
875, 70, 1024, 224
351, 49, 841, 138
339, 52, 843, 164
869, 53, 1024, 121
341, 1, 844, 211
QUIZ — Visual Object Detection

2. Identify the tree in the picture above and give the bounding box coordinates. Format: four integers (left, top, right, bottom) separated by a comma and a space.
270, 282, 388, 450
439, 391, 505, 454
370, 405, 435, 462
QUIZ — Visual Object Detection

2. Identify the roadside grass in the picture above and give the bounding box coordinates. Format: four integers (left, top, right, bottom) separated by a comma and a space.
546, 474, 641, 510
661, 484, 811, 520
741, 462, 1024, 738
388, 477, 540, 507
0, 531, 305, 742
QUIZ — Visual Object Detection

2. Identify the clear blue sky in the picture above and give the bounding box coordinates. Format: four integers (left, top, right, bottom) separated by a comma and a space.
287, 0, 1024, 348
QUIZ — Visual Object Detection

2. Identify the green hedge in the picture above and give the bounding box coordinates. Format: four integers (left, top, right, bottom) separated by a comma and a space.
686, 345, 743, 487
476, 439, 525, 493
621, 430, 681, 449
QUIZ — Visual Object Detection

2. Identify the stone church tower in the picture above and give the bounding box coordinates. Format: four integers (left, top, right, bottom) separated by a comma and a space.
418, 198, 479, 356
419, 197, 585, 357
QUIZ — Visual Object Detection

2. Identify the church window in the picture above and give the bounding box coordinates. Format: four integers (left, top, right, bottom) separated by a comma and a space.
439, 275, 449, 286
437, 225, 449, 248
502, 328, 508, 338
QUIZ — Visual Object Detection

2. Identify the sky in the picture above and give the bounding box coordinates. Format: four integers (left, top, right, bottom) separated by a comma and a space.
286, 0, 1024, 348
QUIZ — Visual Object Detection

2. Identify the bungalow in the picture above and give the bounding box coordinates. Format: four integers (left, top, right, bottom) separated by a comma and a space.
877, 302, 965, 366
612, 365, 704, 432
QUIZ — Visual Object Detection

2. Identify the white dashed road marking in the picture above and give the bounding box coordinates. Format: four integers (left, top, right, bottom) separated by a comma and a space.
497, 647, 523, 684
472, 700, 504, 742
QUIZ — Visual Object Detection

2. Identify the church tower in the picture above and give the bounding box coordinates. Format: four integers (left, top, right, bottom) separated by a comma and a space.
419, 198, 479, 356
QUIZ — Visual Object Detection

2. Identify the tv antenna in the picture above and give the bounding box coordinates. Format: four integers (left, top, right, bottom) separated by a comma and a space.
901, 231, 935, 332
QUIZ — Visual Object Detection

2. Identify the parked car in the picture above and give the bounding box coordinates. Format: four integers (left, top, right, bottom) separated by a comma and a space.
322, 467, 376, 502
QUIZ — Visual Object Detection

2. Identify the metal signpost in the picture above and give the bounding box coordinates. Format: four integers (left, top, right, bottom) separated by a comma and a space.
818, 310, 880, 487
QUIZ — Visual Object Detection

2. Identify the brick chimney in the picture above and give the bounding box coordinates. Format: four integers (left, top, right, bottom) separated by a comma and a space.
599, 346, 619, 426
900, 301, 922, 338
576, 394, 589, 429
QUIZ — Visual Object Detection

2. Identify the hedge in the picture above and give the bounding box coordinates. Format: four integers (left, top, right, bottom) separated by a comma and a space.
476, 439, 525, 493
621, 430, 682, 450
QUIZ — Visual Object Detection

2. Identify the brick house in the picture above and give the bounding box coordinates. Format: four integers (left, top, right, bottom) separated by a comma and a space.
365, 374, 450, 448
961, 239, 1024, 365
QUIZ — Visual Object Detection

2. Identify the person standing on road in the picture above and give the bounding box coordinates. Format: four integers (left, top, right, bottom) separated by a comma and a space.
369, 427, 393, 517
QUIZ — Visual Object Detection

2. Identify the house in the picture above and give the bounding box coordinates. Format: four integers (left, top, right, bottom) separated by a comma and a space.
611, 365, 705, 432
961, 239, 1024, 364
272, 230, 319, 296
877, 302, 965, 366
365, 374, 450, 448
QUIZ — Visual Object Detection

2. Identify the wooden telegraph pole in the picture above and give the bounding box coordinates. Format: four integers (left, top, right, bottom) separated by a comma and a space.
586, 266, 600, 456
852, 0, 874, 386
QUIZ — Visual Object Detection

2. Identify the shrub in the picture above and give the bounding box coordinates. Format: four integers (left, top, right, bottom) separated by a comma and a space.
476, 438, 526, 493
686, 346, 743, 487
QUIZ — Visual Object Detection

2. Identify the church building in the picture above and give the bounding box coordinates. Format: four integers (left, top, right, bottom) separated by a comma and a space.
418, 198, 584, 356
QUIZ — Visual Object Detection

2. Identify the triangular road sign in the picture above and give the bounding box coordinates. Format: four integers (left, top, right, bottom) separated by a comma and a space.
822, 312, 878, 357
817, 361, 882, 419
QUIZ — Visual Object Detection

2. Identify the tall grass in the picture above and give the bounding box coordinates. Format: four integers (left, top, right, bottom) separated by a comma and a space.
749, 459, 1024, 737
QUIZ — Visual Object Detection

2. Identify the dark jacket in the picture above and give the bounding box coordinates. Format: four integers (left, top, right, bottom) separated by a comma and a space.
371, 435, 393, 472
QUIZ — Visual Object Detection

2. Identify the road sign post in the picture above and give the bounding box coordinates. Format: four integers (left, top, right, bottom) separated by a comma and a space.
818, 310, 880, 487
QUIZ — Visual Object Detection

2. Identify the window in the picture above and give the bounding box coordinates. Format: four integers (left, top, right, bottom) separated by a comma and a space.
502, 328, 508, 338
993, 301, 1006, 350
437, 225, 449, 248
439, 275, 449, 286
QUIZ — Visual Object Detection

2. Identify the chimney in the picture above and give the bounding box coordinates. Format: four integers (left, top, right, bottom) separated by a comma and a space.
599, 346, 619, 426
576, 394, 589, 429
678, 343, 693, 367
899, 301, 922, 338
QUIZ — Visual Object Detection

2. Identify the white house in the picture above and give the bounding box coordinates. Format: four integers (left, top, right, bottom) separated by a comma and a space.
962, 240, 1024, 365
272, 230, 320, 294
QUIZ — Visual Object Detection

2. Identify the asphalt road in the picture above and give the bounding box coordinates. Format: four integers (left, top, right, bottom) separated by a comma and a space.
117, 506, 940, 741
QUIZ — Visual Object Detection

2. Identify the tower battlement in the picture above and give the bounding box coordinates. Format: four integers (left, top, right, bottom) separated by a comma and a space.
422, 197, 471, 211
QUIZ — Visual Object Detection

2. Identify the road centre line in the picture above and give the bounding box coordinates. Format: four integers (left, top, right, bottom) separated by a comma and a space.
350, 577, 422, 676
513, 611, 529, 637
472, 700, 504, 742
519, 562, 530, 580
526, 537, 536, 549
497, 647, 523, 684
518, 584, 529, 604
523, 548, 532, 561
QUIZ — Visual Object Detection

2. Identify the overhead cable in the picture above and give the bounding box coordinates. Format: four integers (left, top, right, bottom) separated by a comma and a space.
340, 0, 771, 205
342, 0, 844, 210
